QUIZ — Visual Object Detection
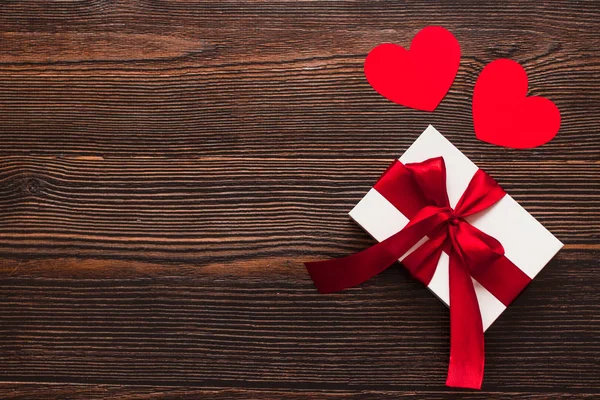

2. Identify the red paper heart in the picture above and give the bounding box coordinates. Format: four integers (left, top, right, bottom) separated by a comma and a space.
364, 26, 461, 111
473, 59, 561, 149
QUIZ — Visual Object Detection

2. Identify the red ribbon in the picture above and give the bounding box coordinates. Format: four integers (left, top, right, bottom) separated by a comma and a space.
305, 157, 532, 389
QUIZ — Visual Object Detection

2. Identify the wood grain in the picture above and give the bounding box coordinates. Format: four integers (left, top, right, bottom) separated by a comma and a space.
0, 384, 598, 400
0, 1, 599, 398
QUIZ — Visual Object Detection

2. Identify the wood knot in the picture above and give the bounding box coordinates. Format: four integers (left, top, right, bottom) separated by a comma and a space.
26, 178, 43, 196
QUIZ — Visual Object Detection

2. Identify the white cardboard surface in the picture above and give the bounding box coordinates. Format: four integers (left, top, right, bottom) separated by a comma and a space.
349, 125, 563, 331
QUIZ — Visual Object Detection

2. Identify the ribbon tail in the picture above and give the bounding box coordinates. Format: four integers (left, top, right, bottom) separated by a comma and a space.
305, 232, 413, 293
305, 205, 449, 293
446, 250, 485, 389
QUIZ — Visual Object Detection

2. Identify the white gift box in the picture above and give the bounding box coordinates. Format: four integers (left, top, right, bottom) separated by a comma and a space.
349, 125, 563, 331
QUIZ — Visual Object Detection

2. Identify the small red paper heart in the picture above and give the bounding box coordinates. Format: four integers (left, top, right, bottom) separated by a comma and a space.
472, 59, 561, 149
364, 26, 461, 112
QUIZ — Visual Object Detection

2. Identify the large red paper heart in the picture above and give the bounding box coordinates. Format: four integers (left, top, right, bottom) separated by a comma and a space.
473, 59, 561, 148
364, 26, 461, 111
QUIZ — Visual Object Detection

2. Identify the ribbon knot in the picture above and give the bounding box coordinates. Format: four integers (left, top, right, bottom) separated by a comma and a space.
304, 156, 529, 390
448, 214, 460, 226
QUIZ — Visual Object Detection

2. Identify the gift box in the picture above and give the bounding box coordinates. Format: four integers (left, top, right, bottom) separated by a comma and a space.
305, 124, 563, 389
349, 125, 563, 330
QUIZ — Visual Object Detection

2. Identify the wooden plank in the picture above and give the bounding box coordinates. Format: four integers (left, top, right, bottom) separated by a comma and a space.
0, 384, 598, 400
0, 2, 598, 160
0, 157, 597, 261
0, 250, 598, 390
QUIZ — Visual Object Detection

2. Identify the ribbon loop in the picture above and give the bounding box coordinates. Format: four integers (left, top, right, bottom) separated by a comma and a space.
405, 157, 451, 209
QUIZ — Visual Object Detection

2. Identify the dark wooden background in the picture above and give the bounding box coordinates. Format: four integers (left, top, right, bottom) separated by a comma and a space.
1, 1, 598, 399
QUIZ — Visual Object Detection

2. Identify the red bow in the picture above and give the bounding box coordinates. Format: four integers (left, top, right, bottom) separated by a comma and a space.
305, 157, 531, 389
